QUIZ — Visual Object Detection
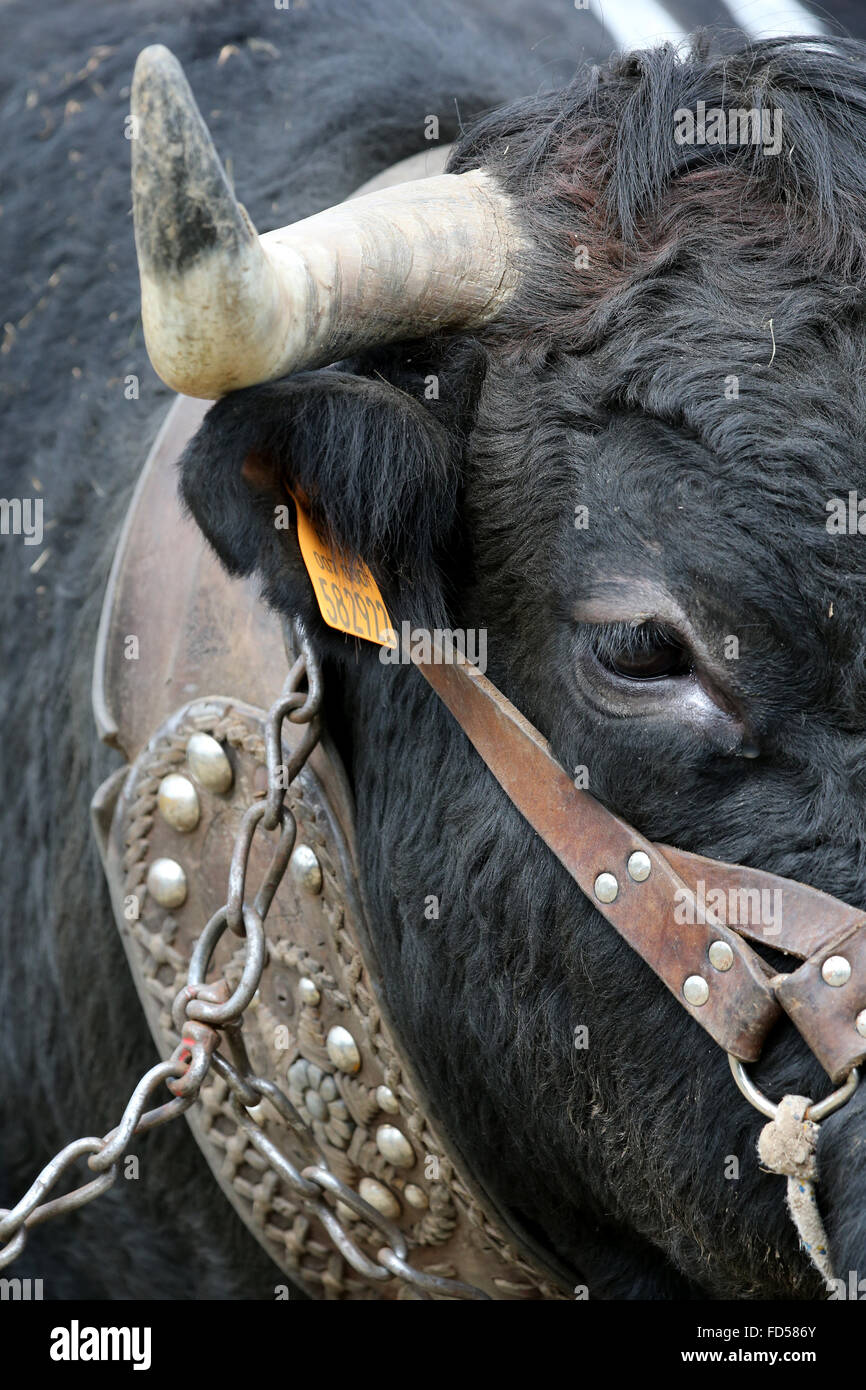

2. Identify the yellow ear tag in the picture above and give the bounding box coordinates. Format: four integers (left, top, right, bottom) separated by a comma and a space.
291, 493, 396, 647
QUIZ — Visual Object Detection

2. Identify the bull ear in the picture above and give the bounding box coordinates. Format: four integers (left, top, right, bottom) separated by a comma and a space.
179, 370, 462, 652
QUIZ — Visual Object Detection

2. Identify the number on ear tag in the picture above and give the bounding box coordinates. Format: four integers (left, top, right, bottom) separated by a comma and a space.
292, 494, 395, 646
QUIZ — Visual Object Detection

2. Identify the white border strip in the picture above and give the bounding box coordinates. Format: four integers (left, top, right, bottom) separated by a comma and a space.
593, 0, 687, 51
721, 1, 826, 38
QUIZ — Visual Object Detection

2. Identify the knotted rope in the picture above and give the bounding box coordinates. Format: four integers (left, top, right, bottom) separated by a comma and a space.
757, 1094, 835, 1291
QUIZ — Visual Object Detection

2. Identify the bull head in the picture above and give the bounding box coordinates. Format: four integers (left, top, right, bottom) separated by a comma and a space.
129, 34, 866, 1298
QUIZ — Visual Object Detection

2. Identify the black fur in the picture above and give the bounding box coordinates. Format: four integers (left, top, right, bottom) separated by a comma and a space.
179, 362, 475, 635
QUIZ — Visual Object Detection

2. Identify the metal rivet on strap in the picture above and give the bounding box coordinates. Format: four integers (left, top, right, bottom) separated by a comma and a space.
594, 872, 619, 903
376, 1084, 400, 1115
626, 851, 652, 882
359, 1178, 401, 1220
298, 976, 321, 1006
683, 975, 710, 1007
326, 1025, 361, 1074
821, 955, 852, 988
375, 1124, 415, 1169
157, 773, 200, 832
186, 732, 233, 793
290, 844, 323, 895
146, 857, 187, 908
856, 1010, 866, 1039
708, 940, 734, 973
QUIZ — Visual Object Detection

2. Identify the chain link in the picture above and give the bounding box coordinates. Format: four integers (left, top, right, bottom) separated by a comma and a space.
0, 618, 489, 1299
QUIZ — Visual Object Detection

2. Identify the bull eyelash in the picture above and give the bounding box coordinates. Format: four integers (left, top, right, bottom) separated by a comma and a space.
584, 619, 690, 670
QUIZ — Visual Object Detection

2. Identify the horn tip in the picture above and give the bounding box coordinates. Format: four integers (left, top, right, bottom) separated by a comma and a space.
131, 43, 253, 280
131, 45, 187, 112
134, 42, 179, 72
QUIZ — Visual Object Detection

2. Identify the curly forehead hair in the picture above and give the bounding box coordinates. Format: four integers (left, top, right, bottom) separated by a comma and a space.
451, 36, 866, 358
446, 34, 866, 702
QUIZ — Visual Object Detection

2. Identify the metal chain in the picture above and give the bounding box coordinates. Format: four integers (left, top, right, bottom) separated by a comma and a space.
0, 618, 489, 1300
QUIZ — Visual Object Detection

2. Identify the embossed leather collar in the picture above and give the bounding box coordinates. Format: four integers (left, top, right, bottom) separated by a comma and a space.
91, 393, 574, 1301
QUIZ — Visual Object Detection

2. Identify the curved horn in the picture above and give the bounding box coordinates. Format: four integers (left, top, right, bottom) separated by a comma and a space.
131, 45, 523, 399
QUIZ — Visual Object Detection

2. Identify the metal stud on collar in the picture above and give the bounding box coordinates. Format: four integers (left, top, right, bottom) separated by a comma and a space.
727, 1054, 860, 1122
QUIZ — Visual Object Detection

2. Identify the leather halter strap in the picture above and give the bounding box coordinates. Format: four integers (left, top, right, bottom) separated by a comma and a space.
416, 646, 866, 1082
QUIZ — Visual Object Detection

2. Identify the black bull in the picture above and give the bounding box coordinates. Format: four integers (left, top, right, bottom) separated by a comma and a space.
4, 0, 866, 1300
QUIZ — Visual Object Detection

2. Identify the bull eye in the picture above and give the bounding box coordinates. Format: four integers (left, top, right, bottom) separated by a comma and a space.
590, 620, 691, 682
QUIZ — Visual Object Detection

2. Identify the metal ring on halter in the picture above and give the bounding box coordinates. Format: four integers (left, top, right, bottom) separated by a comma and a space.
809, 1069, 860, 1121
728, 1054, 860, 1122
